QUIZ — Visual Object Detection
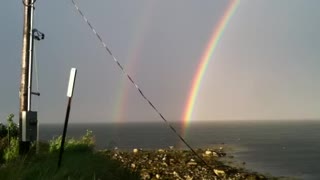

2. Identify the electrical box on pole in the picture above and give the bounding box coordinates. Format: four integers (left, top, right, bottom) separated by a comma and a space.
21, 111, 37, 142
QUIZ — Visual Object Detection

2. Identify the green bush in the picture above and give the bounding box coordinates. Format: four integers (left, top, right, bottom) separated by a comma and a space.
0, 114, 18, 139
3, 138, 19, 162
0, 123, 7, 138
0, 114, 19, 164
6, 114, 18, 138
49, 130, 95, 153
0, 137, 9, 164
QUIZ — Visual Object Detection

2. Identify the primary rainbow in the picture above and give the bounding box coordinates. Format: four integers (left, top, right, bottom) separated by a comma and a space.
182, 0, 240, 134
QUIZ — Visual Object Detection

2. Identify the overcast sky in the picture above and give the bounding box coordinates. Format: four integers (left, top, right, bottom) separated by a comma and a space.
1, 0, 320, 123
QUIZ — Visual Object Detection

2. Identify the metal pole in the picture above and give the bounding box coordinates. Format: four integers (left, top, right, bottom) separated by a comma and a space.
19, 0, 34, 154
58, 68, 77, 168
36, 118, 39, 154
58, 97, 72, 168
27, 25, 35, 112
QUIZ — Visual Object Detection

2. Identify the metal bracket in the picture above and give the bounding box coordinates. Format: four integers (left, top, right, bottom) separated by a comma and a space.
31, 92, 40, 96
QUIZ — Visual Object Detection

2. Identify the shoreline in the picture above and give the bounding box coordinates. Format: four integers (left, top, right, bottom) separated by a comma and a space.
100, 147, 287, 180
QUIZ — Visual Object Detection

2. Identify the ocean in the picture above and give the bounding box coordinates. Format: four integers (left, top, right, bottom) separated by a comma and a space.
40, 121, 320, 180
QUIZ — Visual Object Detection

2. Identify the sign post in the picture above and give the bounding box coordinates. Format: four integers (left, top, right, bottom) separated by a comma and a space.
58, 68, 77, 168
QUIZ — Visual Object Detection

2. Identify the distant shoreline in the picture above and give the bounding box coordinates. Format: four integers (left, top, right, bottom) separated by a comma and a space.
37, 119, 320, 125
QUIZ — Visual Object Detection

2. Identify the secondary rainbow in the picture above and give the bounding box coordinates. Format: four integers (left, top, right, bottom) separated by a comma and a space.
182, 0, 240, 133
113, 1, 157, 123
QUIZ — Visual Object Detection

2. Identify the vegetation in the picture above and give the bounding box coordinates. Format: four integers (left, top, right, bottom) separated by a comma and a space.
0, 114, 19, 164
0, 114, 139, 180
0, 150, 139, 180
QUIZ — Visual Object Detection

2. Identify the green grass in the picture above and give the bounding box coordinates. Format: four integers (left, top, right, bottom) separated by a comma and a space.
0, 129, 139, 180
0, 150, 139, 180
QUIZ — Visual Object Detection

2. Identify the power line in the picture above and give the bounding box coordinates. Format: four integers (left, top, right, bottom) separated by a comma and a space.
69, 0, 217, 176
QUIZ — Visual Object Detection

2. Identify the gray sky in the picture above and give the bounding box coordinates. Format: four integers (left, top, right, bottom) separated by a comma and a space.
1, 0, 320, 123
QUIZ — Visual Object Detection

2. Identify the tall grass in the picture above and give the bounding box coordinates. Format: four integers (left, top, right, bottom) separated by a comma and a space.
0, 150, 139, 180
0, 117, 139, 180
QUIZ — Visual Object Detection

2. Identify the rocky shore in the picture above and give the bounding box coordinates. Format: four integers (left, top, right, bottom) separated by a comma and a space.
101, 147, 276, 180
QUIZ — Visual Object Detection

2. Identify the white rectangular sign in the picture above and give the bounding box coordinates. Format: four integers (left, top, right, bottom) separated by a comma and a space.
67, 68, 77, 97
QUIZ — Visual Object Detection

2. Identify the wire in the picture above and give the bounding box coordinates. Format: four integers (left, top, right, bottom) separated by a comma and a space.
34, 41, 40, 96
70, 0, 217, 176
33, 40, 41, 153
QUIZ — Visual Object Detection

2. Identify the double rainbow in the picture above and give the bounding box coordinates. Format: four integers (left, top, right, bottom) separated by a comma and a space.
182, 0, 240, 135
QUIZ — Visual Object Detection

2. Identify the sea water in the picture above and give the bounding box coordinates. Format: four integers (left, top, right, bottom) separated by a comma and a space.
40, 121, 320, 180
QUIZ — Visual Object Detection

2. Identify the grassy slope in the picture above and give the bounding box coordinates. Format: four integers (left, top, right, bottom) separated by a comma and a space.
0, 150, 139, 180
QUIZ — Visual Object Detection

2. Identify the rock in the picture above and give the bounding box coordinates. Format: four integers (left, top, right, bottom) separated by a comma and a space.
212, 151, 219, 157
131, 163, 136, 169
169, 158, 175, 164
140, 172, 151, 180
187, 159, 197, 166
133, 148, 139, 153
205, 150, 212, 155
162, 162, 168, 167
203, 150, 220, 157
140, 169, 151, 180
246, 174, 258, 180
184, 174, 194, 180
173, 171, 182, 179
158, 149, 165, 153
214, 169, 226, 177
218, 151, 227, 157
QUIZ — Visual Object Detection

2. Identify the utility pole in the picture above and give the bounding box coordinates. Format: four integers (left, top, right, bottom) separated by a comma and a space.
19, 0, 35, 154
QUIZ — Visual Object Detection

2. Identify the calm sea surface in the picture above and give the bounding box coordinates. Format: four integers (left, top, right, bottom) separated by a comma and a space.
40, 121, 320, 180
